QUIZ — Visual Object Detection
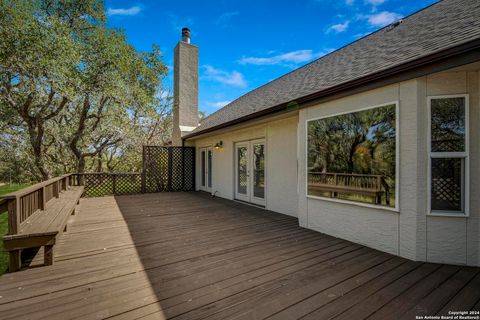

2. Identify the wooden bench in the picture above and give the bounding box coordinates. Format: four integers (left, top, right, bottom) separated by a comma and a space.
309, 184, 386, 204
309, 172, 390, 205
1, 175, 84, 272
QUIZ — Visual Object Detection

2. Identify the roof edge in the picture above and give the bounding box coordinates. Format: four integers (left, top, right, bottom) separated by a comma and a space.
184, 38, 480, 140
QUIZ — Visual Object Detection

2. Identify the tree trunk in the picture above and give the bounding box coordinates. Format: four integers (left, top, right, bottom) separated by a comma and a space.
348, 134, 366, 173
95, 154, 103, 172
77, 156, 86, 174
27, 119, 50, 180
69, 97, 89, 174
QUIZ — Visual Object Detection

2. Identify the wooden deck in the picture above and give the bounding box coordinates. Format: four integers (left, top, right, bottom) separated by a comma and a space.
0, 192, 479, 319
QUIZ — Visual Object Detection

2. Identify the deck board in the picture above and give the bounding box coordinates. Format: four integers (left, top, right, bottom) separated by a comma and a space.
0, 192, 478, 319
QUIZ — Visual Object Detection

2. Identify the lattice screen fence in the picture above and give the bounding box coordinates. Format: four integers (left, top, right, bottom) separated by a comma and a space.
143, 146, 195, 193
75, 146, 195, 197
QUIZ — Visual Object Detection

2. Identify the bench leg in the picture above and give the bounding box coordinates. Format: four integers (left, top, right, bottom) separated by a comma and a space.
64, 224, 68, 232
9, 250, 21, 272
71, 208, 75, 215
44, 245, 54, 266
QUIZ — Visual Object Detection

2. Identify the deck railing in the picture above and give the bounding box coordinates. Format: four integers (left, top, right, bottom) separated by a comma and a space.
0, 168, 193, 220
308, 172, 387, 190
71, 173, 144, 197
0, 198, 7, 215
308, 172, 390, 205
2, 174, 72, 235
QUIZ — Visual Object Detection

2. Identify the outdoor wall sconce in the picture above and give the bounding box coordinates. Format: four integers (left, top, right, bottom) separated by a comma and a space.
214, 141, 224, 150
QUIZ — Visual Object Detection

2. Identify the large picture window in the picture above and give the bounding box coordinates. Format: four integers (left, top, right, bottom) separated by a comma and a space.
307, 103, 398, 209
428, 95, 469, 215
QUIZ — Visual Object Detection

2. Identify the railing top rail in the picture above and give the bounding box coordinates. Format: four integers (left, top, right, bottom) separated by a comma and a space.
309, 172, 383, 178
74, 172, 142, 175
1, 174, 72, 200
142, 145, 195, 148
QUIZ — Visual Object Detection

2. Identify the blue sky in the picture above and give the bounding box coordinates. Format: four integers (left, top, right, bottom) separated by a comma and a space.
105, 0, 437, 115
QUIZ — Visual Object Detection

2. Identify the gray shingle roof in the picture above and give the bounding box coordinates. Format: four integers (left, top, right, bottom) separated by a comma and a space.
188, 0, 480, 137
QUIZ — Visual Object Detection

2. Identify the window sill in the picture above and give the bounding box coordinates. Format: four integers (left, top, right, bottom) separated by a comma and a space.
427, 211, 469, 218
306, 195, 399, 213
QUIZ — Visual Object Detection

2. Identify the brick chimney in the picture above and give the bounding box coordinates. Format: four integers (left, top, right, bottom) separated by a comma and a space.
172, 27, 199, 145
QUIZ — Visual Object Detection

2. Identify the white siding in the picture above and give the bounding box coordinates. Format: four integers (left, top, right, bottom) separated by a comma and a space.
299, 70, 480, 265
188, 65, 480, 266
190, 115, 299, 217
298, 83, 404, 256
266, 117, 299, 217
423, 70, 479, 265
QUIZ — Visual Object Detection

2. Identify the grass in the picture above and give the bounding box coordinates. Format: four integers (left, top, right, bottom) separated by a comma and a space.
0, 183, 30, 274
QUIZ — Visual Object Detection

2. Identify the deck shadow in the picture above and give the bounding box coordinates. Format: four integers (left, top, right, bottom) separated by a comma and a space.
112, 191, 299, 319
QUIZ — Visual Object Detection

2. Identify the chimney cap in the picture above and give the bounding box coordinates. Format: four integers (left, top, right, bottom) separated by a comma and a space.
181, 27, 191, 43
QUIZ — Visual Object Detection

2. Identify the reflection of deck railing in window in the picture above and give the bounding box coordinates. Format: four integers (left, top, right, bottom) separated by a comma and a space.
308, 172, 390, 205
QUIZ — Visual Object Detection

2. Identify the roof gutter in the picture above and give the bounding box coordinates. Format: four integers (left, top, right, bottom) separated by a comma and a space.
184, 38, 480, 140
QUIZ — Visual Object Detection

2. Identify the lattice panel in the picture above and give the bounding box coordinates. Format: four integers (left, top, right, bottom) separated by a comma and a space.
83, 173, 113, 197
431, 158, 462, 211
431, 138, 464, 153
75, 147, 195, 197
183, 147, 195, 191
79, 173, 143, 197
143, 146, 195, 192
114, 174, 143, 195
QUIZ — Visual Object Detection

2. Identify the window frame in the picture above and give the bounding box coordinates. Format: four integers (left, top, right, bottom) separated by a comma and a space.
305, 101, 400, 212
427, 94, 469, 217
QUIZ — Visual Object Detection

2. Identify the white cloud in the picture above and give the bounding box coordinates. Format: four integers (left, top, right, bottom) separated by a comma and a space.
239, 49, 327, 66
215, 11, 239, 26
203, 65, 247, 88
367, 11, 402, 27
327, 21, 350, 33
365, 0, 386, 5
107, 6, 141, 16
345, 0, 354, 5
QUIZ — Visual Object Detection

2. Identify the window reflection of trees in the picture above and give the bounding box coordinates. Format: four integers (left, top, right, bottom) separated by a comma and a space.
307, 104, 396, 207
431, 98, 465, 152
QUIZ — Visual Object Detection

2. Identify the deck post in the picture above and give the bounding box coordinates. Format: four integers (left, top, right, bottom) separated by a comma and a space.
39, 186, 46, 210
167, 148, 173, 191
141, 146, 146, 193
44, 245, 54, 265
7, 199, 19, 235
9, 250, 21, 272
54, 181, 60, 198
141, 173, 146, 193
333, 173, 338, 198
112, 174, 117, 195
182, 148, 185, 191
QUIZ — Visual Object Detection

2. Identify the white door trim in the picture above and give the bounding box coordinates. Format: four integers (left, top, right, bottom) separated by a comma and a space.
249, 139, 266, 206
234, 139, 266, 206
199, 147, 213, 193
234, 142, 250, 202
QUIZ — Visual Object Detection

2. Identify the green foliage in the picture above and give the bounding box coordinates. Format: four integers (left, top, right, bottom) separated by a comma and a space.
0, 0, 171, 181
308, 104, 396, 179
307, 104, 397, 206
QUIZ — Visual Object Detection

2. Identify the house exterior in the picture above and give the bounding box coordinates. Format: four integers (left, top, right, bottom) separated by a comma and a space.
174, 0, 480, 266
